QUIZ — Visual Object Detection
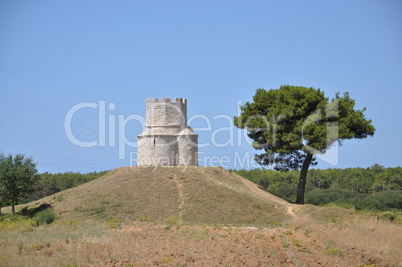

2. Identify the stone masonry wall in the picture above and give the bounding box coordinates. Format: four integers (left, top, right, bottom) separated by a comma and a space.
137, 98, 198, 166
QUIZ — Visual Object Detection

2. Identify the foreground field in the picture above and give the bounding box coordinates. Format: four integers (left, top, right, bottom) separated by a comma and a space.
1, 166, 401, 266
0, 215, 400, 266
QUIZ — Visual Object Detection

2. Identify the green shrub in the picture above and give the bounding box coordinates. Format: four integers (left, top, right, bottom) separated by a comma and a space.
273, 185, 297, 203
305, 188, 361, 206
378, 211, 397, 221
34, 208, 56, 225
107, 218, 122, 228
357, 191, 402, 211
324, 247, 342, 257
304, 189, 402, 212
138, 214, 152, 222
164, 215, 179, 226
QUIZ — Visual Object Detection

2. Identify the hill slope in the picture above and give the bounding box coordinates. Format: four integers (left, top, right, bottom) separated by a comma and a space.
2, 166, 401, 266
50, 166, 292, 225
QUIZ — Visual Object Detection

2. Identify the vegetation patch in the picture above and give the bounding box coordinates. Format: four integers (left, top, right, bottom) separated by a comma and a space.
378, 211, 397, 222
107, 218, 122, 229
138, 214, 152, 222
236, 165, 402, 212
0, 214, 36, 231
283, 230, 293, 235
164, 215, 179, 226
298, 248, 311, 253
34, 208, 56, 225
292, 239, 302, 247
324, 247, 342, 257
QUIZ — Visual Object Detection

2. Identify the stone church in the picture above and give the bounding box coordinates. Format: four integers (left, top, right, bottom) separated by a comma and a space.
137, 98, 198, 166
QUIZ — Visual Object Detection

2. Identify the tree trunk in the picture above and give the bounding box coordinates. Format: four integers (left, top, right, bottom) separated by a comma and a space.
12, 204, 15, 214
296, 153, 313, 204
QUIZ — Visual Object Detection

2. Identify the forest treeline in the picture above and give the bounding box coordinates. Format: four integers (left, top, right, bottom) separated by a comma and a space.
24, 171, 108, 203
5, 164, 402, 211
235, 164, 402, 211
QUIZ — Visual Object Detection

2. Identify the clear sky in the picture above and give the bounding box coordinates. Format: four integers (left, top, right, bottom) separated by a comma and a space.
1, 0, 401, 173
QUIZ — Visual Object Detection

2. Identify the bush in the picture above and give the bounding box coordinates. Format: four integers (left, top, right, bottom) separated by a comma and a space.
356, 191, 402, 211
378, 211, 397, 222
305, 188, 402, 212
324, 247, 342, 257
138, 214, 152, 222
305, 188, 361, 206
274, 185, 297, 203
164, 215, 179, 226
34, 208, 56, 225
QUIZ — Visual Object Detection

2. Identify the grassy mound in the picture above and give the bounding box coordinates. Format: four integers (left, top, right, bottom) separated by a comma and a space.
39, 166, 290, 225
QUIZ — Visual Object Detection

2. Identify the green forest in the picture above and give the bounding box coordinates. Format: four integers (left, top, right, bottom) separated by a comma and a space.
4, 164, 402, 212
22, 171, 108, 204
235, 164, 402, 211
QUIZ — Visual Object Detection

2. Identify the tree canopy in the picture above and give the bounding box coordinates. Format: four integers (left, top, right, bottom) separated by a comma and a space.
0, 153, 38, 214
234, 85, 375, 204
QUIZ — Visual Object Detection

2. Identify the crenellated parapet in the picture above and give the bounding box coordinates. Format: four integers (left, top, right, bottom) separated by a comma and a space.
146, 97, 187, 104
145, 97, 187, 128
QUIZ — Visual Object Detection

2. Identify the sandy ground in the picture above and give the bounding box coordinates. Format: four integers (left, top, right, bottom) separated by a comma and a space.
83, 221, 392, 267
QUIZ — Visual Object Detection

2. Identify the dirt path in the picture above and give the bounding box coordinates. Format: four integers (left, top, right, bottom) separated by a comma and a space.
172, 173, 185, 223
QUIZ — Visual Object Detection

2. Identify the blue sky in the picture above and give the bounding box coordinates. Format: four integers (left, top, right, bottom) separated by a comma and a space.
1, 0, 401, 173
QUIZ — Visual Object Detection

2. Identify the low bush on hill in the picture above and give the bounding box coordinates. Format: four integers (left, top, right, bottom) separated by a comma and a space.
305, 189, 402, 211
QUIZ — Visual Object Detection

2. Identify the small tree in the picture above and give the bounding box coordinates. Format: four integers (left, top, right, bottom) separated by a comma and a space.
0, 153, 38, 214
0, 153, 5, 216
234, 85, 375, 204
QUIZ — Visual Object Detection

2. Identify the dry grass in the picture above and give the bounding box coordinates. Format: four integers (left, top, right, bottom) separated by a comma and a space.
2, 217, 399, 267
289, 206, 402, 266
310, 212, 402, 264
6, 166, 290, 226
1, 166, 401, 266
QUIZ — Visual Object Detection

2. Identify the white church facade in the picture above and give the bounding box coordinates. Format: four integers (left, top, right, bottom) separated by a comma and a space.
137, 98, 198, 166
